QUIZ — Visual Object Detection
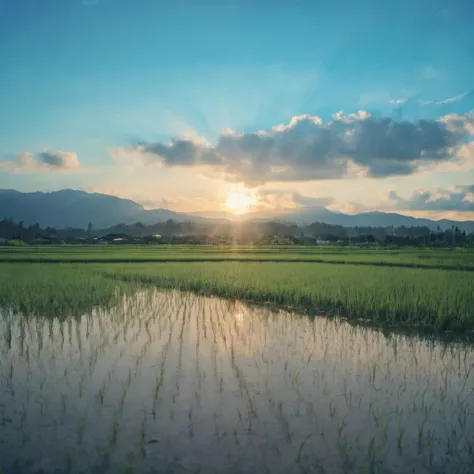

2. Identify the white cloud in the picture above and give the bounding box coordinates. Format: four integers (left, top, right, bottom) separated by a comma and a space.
436, 92, 469, 105
418, 141, 474, 173
383, 185, 474, 212
0, 150, 80, 173
112, 112, 474, 184
439, 113, 474, 135
251, 189, 359, 215
421, 91, 471, 106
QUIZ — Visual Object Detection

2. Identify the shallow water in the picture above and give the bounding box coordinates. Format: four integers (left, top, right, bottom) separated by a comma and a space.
0, 290, 473, 474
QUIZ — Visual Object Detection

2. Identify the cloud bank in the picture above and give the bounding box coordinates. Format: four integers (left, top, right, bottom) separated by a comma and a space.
113, 111, 474, 184
0, 150, 80, 173
388, 186, 474, 212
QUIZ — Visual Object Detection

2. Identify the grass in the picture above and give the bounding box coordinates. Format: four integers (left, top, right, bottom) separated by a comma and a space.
1, 244, 474, 270
99, 261, 474, 332
0, 263, 135, 317
1, 254, 474, 332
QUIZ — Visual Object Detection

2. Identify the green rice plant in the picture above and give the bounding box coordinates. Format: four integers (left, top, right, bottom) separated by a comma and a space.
97, 380, 106, 406
78, 373, 85, 398
188, 407, 194, 438
153, 375, 161, 402
1, 252, 474, 473
119, 386, 127, 413
3, 244, 474, 271
65, 451, 72, 472
426, 429, 435, 467
3, 246, 474, 332
110, 410, 119, 446
0, 263, 135, 317
296, 433, 312, 463
367, 436, 377, 472
97, 260, 474, 332
77, 412, 87, 445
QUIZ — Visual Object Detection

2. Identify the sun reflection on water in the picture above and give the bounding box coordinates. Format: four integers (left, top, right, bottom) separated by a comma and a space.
0, 290, 473, 474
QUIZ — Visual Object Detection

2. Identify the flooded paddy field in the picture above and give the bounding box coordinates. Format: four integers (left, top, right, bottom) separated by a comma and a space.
1, 290, 473, 474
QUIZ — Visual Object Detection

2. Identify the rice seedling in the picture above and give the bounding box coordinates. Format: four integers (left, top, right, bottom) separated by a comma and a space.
118, 386, 127, 413
96, 260, 474, 332
3, 246, 474, 332
139, 411, 146, 457
1, 276, 473, 473
110, 410, 119, 446
296, 433, 312, 464
97, 380, 106, 407
78, 373, 85, 398
77, 412, 87, 445
153, 375, 161, 403
64, 451, 72, 472
3, 245, 474, 271
366, 437, 377, 472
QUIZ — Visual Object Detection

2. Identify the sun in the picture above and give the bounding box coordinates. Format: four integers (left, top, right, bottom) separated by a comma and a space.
225, 189, 255, 214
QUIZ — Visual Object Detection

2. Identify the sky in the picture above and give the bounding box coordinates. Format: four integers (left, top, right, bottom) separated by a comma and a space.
1, 0, 474, 219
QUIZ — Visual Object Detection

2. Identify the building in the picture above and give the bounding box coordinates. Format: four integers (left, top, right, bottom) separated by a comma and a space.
111, 237, 128, 244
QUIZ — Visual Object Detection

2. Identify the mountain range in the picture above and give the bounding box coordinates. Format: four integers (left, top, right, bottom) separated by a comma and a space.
0, 189, 196, 229
1, 189, 474, 233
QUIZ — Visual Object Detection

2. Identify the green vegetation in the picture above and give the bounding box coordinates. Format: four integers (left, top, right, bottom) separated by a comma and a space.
0, 264, 134, 317
2, 244, 474, 270
1, 246, 474, 332
1, 249, 474, 473
0, 290, 473, 473
101, 261, 474, 332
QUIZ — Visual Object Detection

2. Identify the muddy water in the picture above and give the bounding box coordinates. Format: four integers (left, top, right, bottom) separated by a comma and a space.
0, 290, 473, 473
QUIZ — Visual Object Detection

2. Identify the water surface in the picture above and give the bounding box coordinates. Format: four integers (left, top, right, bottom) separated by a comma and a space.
0, 290, 473, 473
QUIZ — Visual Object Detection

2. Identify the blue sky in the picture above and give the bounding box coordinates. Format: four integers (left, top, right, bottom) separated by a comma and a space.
1, 0, 474, 218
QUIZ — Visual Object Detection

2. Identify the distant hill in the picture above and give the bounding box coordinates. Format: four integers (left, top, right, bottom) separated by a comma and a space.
270, 207, 474, 233
1, 189, 473, 232
0, 189, 201, 228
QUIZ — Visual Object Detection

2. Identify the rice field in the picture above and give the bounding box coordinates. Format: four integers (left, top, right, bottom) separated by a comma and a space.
0, 290, 473, 474
1, 248, 473, 473
1, 257, 474, 331
99, 261, 474, 333
1, 245, 474, 270
0, 264, 136, 317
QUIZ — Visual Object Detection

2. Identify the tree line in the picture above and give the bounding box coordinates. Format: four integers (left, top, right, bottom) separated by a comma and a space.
1, 217, 473, 246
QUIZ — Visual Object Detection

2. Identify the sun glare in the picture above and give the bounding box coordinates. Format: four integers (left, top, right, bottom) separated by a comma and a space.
225, 190, 255, 214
